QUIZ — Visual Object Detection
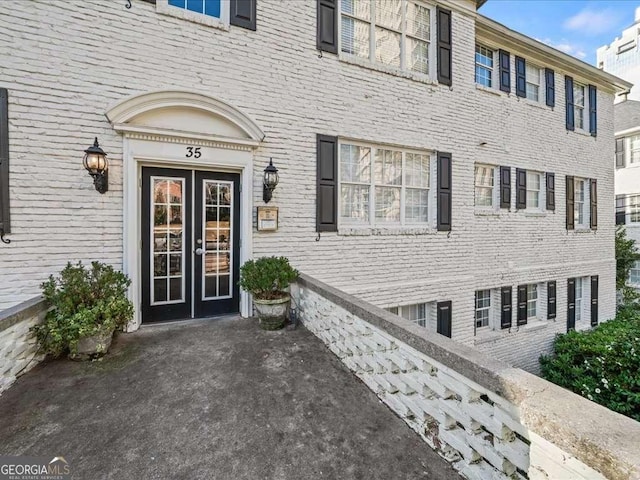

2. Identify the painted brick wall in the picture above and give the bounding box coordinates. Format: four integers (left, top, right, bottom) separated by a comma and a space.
0, 0, 617, 372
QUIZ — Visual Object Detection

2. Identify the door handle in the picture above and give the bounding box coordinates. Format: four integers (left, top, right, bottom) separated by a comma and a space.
195, 247, 204, 256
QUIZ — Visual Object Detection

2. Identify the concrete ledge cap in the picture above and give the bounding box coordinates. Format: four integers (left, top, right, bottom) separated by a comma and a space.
0, 296, 47, 333
296, 273, 640, 480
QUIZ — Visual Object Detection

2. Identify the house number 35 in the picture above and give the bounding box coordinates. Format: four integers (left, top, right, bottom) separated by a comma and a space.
186, 147, 201, 158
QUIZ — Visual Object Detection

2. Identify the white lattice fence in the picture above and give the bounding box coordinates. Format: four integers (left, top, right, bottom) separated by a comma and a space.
295, 282, 611, 480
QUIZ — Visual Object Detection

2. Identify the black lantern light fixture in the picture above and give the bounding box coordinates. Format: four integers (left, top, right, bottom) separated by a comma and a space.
83, 137, 108, 194
263, 158, 279, 203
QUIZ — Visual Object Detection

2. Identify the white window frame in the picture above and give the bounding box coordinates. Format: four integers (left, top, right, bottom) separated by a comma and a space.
475, 44, 494, 88
574, 177, 590, 228
525, 62, 542, 102
387, 303, 428, 327
629, 135, 640, 165
526, 284, 538, 320
573, 81, 587, 131
475, 289, 492, 330
630, 195, 640, 223
157, 0, 230, 29
338, 140, 433, 227
339, 0, 437, 79
526, 171, 543, 210
630, 261, 640, 286
575, 277, 584, 324
474, 164, 496, 208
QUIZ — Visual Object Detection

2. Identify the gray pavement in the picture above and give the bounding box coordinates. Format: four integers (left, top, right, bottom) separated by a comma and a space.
0, 317, 459, 479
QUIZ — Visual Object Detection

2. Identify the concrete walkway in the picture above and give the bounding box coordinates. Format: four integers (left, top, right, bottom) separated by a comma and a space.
0, 317, 459, 479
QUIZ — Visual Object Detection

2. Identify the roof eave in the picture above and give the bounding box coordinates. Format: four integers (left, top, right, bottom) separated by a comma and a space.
475, 15, 633, 93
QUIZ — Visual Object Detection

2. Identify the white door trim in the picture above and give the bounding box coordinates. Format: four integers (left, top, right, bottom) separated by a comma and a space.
122, 135, 254, 330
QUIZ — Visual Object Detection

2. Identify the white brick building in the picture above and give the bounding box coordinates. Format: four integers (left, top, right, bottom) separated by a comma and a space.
0, 0, 630, 372
614, 100, 640, 290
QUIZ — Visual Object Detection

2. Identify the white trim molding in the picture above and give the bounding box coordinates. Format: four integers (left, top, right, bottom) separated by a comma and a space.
106, 90, 266, 142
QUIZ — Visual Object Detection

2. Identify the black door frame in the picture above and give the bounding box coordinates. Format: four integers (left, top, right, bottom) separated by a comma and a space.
193, 170, 241, 318
141, 167, 193, 323
141, 167, 241, 323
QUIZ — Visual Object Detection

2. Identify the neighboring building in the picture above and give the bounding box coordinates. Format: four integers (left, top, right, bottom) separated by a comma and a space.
0, 0, 629, 373
597, 7, 640, 102
614, 100, 640, 291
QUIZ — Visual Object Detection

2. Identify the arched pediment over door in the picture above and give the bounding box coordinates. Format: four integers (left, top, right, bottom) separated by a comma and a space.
106, 90, 265, 148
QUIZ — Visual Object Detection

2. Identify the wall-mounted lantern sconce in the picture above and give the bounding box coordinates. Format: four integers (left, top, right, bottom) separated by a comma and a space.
83, 137, 108, 194
263, 158, 279, 203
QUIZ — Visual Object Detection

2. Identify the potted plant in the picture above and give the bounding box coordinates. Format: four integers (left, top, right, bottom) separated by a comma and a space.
31, 261, 134, 360
239, 256, 298, 330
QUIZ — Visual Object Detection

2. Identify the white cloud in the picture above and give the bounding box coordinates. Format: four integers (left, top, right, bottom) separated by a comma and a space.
536, 37, 587, 60
563, 8, 623, 35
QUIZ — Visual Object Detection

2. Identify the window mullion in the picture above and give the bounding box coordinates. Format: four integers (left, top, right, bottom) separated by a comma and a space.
370, 147, 375, 226
400, 151, 406, 225
370, 0, 376, 64
401, 0, 406, 71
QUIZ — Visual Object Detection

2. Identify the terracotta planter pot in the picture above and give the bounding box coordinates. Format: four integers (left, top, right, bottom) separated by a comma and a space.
253, 295, 290, 330
69, 330, 115, 360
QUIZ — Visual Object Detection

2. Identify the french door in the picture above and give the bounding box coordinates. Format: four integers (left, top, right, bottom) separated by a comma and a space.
141, 167, 240, 323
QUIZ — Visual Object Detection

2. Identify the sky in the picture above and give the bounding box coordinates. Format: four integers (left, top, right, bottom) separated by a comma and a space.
479, 0, 640, 66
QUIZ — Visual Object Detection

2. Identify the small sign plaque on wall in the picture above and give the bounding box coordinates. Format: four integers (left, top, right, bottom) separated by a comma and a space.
257, 206, 278, 232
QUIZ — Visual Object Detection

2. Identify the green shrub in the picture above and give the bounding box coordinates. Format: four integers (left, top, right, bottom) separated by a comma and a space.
31, 261, 134, 357
238, 256, 298, 300
539, 306, 640, 421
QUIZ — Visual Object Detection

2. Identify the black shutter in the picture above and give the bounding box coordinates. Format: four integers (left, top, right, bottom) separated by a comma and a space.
317, 0, 337, 54
590, 178, 597, 230
516, 168, 526, 209
616, 138, 625, 168
230, 0, 256, 31
517, 285, 527, 326
567, 278, 576, 331
501, 286, 512, 329
436, 7, 452, 86
515, 56, 526, 97
588, 85, 597, 137
546, 172, 555, 211
545, 68, 555, 107
437, 301, 452, 338
565, 76, 575, 131
566, 175, 574, 230
547, 281, 556, 319
591, 275, 599, 327
499, 50, 511, 93
437, 151, 452, 231
0, 88, 9, 238
616, 195, 626, 225
500, 166, 511, 209
316, 134, 338, 232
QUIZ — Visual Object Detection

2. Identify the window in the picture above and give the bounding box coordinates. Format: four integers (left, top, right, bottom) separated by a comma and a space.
631, 195, 640, 223
630, 261, 640, 286
387, 303, 427, 327
168, 0, 222, 18
574, 178, 587, 227
474, 164, 494, 207
340, 142, 431, 226
630, 135, 640, 164
475, 45, 494, 87
525, 63, 541, 102
575, 277, 583, 323
526, 284, 538, 319
340, 0, 434, 76
475, 290, 491, 329
573, 82, 586, 130
526, 171, 541, 209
